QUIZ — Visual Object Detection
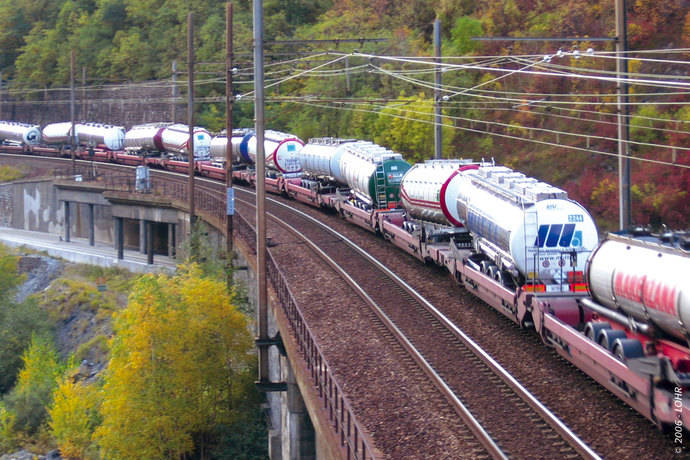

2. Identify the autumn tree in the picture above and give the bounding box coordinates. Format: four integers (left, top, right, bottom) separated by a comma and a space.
95, 263, 255, 460
49, 375, 102, 460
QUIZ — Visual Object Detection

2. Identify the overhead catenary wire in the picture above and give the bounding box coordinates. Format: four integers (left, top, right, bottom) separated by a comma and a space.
350, 52, 690, 90
288, 99, 690, 170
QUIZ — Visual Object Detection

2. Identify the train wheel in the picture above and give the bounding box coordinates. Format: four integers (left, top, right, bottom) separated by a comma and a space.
480, 260, 492, 274
584, 321, 611, 341
487, 265, 498, 279
612, 338, 644, 361
501, 271, 516, 290
597, 329, 628, 351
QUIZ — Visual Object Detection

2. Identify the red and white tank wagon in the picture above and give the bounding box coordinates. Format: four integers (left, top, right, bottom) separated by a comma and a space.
399, 159, 478, 227
569, 233, 690, 428
124, 123, 212, 161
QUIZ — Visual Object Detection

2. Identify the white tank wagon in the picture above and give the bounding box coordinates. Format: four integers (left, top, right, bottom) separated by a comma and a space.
455, 165, 599, 289
42, 122, 125, 150
399, 159, 479, 226
298, 137, 357, 178
124, 123, 211, 160
209, 129, 242, 160
212, 129, 303, 174
586, 233, 690, 343
0, 121, 41, 145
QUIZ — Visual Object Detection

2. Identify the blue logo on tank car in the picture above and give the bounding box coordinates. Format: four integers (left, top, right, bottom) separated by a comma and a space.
534, 224, 582, 248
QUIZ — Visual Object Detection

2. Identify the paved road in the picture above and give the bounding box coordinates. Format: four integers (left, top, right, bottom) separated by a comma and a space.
0, 227, 176, 273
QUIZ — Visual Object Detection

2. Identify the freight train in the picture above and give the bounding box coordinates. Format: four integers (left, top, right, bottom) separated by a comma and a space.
1, 119, 688, 433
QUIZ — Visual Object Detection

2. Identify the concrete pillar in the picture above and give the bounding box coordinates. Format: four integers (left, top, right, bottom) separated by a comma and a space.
88, 203, 95, 246
116, 217, 124, 260
274, 356, 315, 460
146, 220, 154, 265
168, 223, 176, 258
285, 363, 315, 460
139, 219, 146, 253
64, 201, 71, 242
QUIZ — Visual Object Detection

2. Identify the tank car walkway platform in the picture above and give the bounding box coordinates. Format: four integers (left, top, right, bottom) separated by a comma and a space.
0, 227, 176, 273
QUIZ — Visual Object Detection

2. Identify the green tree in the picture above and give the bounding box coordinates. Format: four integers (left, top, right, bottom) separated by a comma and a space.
0, 244, 23, 300
0, 0, 62, 74
373, 91, 456, 163
445, 15, 483, 55
0, 298, 54, 395
2, 334, 64, 436
95, 263, 255, 460
0, 246, 54, 395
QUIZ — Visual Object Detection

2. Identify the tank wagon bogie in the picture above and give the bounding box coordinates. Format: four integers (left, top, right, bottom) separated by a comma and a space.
0, 121, 41, 146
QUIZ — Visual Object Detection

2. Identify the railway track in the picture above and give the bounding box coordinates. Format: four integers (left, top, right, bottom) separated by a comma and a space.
234, 187, 600, 459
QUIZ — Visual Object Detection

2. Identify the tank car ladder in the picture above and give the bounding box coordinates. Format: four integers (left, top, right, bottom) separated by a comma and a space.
374, 161, 388, 209
522, 204, 540, 289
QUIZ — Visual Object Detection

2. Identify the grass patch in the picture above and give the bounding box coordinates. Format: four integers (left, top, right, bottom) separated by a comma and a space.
74, 334, 110, 363
36, 279, 118, 321
0, 165, 25, 182
67, 264, 139, 294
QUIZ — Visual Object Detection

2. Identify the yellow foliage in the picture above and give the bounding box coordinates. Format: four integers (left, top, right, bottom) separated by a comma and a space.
590, 177, 617, 203
16, 336, 63, 404
49, 377, 101, 460
0, 165, 25, 182
95, 263, 253, 460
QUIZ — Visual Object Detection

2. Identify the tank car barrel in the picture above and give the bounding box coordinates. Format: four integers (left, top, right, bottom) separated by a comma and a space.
0, 121, 42, 145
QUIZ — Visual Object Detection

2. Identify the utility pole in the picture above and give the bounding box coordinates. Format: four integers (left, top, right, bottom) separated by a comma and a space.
172, 60, 177, 122
81, 66, 86, 119
0, 71, 3, 120
434, 18, 442, 159
345, 55, 351, 95
70, 50, 76, 174
254, 0, 270, 388
225, 2, 234, 288
615, 0, 631, 230
187, 12, 196, 256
